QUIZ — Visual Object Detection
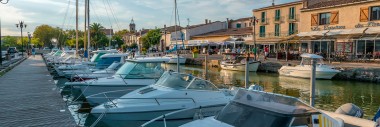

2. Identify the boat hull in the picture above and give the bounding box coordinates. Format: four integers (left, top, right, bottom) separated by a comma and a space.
279, 66, 340, 79
75, 85, 144, 107
167, 58, 186, 64
220, 62, 260, 72
90, 105, 224, 127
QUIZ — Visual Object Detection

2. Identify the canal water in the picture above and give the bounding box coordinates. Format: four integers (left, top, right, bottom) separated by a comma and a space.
56, 64, 380, 126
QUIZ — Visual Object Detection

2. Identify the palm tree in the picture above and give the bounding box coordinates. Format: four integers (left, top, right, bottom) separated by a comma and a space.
90, 23, 105, 49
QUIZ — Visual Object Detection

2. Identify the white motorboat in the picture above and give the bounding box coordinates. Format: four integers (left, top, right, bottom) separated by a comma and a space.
279, 53, 340, 79
180, 89, 344, 127
163, 54, 187, 64
69, 61, 122, 81
220, 53, 260, 72
89, 71, 236, 127
65, 57, 170, 106
61, 53, 128, 78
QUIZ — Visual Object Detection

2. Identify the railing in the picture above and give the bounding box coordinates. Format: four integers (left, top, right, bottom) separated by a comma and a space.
273, 16, 284, 23
141, 106, 204, 127
259, 18, 270, 25
259, 30, 299, 38
287, 14, 300, 22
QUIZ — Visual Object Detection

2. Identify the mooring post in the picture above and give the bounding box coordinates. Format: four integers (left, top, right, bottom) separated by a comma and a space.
245, 53, 250, 88
310, 58, 317, 106
204, 54, 208, 80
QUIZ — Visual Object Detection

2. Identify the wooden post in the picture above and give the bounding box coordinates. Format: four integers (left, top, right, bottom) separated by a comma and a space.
310, 59, 316, 107
245, 53, 250, 88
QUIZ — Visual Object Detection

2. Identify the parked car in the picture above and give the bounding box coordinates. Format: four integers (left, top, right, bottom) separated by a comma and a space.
7, 47, 18, 54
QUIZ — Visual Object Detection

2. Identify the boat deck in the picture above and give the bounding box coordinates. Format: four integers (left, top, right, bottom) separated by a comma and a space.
0, 55, 77, 126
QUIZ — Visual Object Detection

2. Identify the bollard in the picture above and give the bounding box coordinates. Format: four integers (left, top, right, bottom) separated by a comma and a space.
245, 53, 250, 88
310, 59, 317, 106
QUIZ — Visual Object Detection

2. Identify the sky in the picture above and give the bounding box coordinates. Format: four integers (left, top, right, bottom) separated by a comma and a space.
0, 0, 296, 36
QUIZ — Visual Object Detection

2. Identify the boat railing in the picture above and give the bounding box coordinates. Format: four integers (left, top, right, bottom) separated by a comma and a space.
103, 97, 197, 107
140, 106, 204, 127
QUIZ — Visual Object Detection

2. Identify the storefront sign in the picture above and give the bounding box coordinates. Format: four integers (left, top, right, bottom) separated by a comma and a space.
311, 25, 346, 31
355, 21, 380, 28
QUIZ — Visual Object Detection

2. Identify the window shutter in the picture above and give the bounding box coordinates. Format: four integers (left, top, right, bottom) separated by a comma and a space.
311, 14, 319, 26
330, 11, 339, 25
360, 7, 369, 22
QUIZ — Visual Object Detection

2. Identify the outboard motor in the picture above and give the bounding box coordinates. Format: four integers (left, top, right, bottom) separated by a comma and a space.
248, 84, 264, 91
335, 103, 364, 118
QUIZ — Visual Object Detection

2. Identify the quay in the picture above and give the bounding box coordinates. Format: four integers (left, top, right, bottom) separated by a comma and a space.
0, 55, 76, 126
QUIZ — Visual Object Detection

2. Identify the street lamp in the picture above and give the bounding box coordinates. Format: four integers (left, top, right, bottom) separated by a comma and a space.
0, 0, 9, 4
16, 21, 26, 57
0, 0, 9, 65
28, 32, 31, 55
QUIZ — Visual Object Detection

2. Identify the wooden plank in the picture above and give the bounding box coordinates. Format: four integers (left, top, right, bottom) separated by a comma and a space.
0, 55, 77, 126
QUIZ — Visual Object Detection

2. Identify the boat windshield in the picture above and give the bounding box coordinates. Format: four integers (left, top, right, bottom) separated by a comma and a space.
155, 71, 218, 91
107, 62, 121, 70
96, 57, 121, 69
90, 53, 99, 62
215, 101, 293, 127
301, 58, 324, 65
116, 62, 164, 79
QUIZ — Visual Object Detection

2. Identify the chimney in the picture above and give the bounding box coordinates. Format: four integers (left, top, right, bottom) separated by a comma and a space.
209, 20, 211, 24
205, 19, 208, 24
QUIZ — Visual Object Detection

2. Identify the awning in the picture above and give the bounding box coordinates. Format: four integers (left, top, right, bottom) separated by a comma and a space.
366, 27, 380, 34
297, 30, 329, 37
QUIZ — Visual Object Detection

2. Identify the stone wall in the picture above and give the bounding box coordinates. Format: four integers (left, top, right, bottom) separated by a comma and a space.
333, 68, 380, 83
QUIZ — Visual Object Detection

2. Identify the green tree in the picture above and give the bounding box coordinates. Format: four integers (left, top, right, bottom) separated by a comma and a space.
90, 23, 107, 49
33, 25, 55, 47
2, 36, 18, 49
31, 38, 42, 48
141, 29, 161, 50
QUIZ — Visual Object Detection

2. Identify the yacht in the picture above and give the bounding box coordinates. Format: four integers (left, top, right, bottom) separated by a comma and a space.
163, 54, 187, 64
89, 71, 236, 127
179, 89, 344, 127
220, 53, 260, 72
279, 53, 340, 79
61, 53, 128, 79
69, 61, 122, 81
65, 57, 169, 106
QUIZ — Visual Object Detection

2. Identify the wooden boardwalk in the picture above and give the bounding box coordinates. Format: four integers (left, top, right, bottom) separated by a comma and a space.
0, 55, 77, 127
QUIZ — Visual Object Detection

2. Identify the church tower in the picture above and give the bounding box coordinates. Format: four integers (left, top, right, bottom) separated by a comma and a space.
129, 18, 136, 33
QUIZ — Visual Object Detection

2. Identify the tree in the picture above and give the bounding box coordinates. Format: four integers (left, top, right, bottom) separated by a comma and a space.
31, 38, 42, 48
141, 29, 161, 50
90, 23, 107, 49
2, 36, 18, 49
33, 25, 55, 47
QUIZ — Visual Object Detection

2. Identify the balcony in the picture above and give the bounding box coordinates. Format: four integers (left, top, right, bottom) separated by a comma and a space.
259, 18, 270, 25
259, 30, 299, 38
273, 16, 284, 23
287, 14, 300, 22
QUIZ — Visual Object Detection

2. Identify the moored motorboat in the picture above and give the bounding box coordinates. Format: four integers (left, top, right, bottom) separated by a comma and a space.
279, 53, 340, 79
220, 53, 260, 72
89, 71, 236, 127
65, 57, 169, 106
163, 54, 187, 64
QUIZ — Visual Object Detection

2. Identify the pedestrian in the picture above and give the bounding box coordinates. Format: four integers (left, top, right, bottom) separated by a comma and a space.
264, 45, 269, 61
31, 47, 36, 58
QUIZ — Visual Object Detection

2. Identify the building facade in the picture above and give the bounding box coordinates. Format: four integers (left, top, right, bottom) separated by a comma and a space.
299, 0, 380, 58
252, 1, 303, 54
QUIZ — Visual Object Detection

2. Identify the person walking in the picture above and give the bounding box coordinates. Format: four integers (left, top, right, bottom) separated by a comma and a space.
264, 45, 269, 61
31, 47, 36, 58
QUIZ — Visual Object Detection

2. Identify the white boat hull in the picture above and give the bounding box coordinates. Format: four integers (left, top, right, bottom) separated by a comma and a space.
279, 66, 340, 79
220, 62, 260, 72
75, 85, 144, 106
167, 58, 186, 64
91, 105, 224, 127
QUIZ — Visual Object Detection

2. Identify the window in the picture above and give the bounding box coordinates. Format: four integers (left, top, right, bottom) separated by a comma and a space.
289, 7, 295, 19
275, 24, 280, 36
236, 23, 241, 28
319, 13, 331, 25
245, 23, 247, 27
261, 12, 266, 23
259, 26, 266, 37
371, 6, 380, 20
275, 9, 281, 21
289, 23, 296, 35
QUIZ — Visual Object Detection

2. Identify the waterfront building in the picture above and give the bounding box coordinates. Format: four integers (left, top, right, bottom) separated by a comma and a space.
170, 20, 226, 49
160, 25, 183, 51
298, 0, 380, 60
123, 19, 138, 47
227, 17, 253, 29
252, 1, 303, 58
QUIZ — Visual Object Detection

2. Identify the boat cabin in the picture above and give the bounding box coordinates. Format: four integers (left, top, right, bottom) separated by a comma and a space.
214, 89, 341, 127
299, 53, 325, 66
95, 53, 129, 69
222, 53, 252, 64
115, 57, 170, 79
154, 71, 219, 91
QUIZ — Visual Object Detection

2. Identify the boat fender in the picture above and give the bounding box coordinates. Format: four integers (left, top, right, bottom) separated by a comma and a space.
335, 103, 364, 118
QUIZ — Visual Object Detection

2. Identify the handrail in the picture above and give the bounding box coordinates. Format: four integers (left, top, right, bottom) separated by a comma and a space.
100, 97, 197, 107
141, 106, 203, 127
